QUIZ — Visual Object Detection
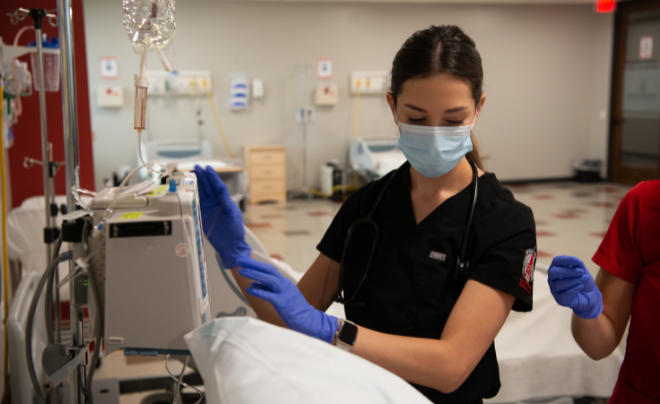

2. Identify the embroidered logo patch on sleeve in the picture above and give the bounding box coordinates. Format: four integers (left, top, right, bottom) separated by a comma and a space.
522, 247, 537, 283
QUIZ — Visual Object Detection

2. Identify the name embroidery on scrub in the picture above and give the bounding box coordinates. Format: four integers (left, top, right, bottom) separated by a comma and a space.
429, 251, 447, 262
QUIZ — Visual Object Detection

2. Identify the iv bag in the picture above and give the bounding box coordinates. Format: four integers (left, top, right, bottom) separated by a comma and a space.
122, 0, 176, 56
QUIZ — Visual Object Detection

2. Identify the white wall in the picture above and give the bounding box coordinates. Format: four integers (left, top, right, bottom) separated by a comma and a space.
84, 0, 613, 191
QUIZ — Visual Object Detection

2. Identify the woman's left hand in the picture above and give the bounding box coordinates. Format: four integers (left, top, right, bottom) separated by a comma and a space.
237, 256, 339, 343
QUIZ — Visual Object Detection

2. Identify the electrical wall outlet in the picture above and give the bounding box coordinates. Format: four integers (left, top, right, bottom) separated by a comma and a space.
350, 71, 390, 94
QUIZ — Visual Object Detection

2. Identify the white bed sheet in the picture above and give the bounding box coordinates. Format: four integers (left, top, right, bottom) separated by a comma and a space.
486, 264, 623, 403
185, 317, 432, 404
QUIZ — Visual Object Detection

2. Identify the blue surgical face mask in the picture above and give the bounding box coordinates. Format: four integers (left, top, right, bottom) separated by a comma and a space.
396, 111, 477, 178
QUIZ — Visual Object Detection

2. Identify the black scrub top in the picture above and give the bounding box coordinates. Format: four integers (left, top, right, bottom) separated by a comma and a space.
317, 162, 537, 404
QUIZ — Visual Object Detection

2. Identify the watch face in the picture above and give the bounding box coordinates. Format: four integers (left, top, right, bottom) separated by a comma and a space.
338, 321, 358, 346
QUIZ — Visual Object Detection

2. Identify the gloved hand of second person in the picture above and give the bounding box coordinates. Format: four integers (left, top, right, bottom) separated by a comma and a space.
194, 165, 251, 269
237, 256, 339, 344
548, 255, 603, 319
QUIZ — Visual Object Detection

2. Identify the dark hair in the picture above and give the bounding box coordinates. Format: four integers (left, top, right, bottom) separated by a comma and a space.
391, 25, 484, 169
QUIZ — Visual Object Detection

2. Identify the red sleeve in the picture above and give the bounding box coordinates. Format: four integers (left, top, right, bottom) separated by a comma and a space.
592, 183, 648, 284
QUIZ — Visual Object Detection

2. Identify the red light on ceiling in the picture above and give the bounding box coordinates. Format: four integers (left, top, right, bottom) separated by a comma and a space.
597, 0, 616, 13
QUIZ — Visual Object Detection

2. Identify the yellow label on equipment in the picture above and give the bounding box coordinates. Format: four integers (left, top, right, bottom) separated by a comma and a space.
147, 185, 168, 197
120, 212, 143, 220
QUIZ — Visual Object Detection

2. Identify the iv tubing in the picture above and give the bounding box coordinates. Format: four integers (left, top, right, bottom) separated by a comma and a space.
138, 130, 166, 176
140, 49, 147, 78
26, 251, 74, 404
102, 161, 170, 221
1, 81, 11, 403
205, 86, 236, 158
12, 25, 35, 46
165, 355, 204, 404
155, 48, 172, 72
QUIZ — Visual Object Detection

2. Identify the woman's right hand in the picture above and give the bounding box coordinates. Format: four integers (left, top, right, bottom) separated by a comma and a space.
194, 165, 251, 269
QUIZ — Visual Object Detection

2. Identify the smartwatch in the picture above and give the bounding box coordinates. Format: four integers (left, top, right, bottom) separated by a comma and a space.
334, 320, 358, 352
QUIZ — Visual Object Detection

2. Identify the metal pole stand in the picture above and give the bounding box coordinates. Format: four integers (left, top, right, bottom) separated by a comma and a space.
8, 8, 65, 404
289, 65, 314, 201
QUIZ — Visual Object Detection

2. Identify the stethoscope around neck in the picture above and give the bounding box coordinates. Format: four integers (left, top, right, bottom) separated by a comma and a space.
333, 156, 480, 305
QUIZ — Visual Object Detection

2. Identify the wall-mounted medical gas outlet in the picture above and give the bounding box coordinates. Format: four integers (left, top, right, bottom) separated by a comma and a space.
97, 86, 125, 107
315, 83, 338, 106
252, 79, 264, 99
296, 106, 315, 123
350, 71, 390, 94
146, 70, 212, 96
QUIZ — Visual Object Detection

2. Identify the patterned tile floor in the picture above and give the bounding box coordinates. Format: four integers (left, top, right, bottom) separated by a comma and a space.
508, 181, 631, 276
244, 200, 343, 274
245, 181, 632, 277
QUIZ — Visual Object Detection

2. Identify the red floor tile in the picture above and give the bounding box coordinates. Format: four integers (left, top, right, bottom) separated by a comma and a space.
245, 222, 272, 228
536, 230, 556, 237
590, 202, 618, 208
590, 232, 608, 238
532, 194, 556, 200
553, 213, 580, 219
270, 253, 285, 261
308, 211, 332, 217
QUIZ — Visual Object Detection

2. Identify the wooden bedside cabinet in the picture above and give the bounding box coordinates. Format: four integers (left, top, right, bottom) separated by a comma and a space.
245, 145, 287, 204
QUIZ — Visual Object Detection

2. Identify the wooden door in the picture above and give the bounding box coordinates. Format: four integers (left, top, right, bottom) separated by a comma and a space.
610, 0, 660, 185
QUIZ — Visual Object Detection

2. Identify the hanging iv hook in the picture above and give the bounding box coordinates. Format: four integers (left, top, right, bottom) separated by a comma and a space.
6, 8, 30, 25
7, 8, 58, 26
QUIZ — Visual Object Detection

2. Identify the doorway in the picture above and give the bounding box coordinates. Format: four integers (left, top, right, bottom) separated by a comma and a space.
609, 0, 660, 184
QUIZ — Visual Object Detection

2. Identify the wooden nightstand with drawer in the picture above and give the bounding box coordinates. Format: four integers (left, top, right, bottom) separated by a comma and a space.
245, 145, 287, 204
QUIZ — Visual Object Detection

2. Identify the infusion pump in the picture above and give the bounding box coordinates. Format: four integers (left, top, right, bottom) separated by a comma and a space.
90, 172, 211, 356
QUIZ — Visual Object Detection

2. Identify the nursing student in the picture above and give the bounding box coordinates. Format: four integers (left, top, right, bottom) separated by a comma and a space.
195, 25, 538, 403
548, 180, 660, 404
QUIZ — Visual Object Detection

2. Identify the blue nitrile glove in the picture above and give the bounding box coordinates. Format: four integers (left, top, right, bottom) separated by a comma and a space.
548, 255, 603, 319
237, 256, 339, 343
194, 165, 251, 269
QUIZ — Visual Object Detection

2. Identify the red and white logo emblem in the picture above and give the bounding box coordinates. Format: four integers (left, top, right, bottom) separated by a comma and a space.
175, 243, 190, 257
522, 247, 536, 283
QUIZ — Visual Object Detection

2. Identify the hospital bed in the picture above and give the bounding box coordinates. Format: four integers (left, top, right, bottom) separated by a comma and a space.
138, 139, 213, 180
138, 139, 248, 208
485, 263, 623, 403
188, 259, 621, 404
349, 137, 407, 180
8, 198, 620, 404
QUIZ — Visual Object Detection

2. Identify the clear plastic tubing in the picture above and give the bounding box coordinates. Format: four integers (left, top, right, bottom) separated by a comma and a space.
134, 50, 148, 133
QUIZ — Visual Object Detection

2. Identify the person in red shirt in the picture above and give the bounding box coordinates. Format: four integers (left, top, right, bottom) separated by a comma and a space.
547, 180, 660, 404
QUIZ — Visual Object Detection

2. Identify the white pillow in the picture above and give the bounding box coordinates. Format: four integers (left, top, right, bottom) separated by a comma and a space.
184, 317, 431, 404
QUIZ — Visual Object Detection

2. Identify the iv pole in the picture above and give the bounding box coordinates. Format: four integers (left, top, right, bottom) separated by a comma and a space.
56, 0, 85, 403
6, 8, 60, 292
290, 64, 314, 200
